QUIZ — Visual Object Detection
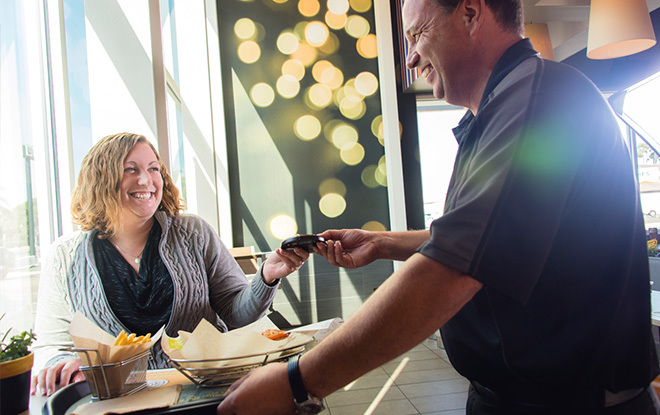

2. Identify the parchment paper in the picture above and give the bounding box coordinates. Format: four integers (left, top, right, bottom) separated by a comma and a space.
161, 318, 313, 369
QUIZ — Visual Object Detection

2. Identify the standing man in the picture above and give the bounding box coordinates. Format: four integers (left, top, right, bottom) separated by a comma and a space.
218, 0, 660, 413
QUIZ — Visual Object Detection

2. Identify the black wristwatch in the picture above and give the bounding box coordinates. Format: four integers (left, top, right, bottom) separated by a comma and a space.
287, 354, 325, 414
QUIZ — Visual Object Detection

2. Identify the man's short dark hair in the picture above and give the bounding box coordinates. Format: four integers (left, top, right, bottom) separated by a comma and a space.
433, 0, 523, 36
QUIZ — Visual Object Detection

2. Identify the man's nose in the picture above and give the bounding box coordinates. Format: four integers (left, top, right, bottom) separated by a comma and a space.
406, 48, 419, 69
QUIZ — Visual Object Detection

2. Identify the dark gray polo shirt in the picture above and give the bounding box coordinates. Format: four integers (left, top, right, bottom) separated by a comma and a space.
418, 39, 658, 404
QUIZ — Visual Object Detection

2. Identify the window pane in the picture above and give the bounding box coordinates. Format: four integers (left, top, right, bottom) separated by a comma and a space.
622, 71, 660, 232
0, 0, 52, 335
417, 104, 463, 228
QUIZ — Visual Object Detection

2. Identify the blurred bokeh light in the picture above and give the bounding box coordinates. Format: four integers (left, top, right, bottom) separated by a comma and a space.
277, 74, 301, 98
319, 178, 347, 197
270, 214, 298, 239
299, 0, 321, 17
294, 114, 322, 140
235, 18, 257, 40
277, 31, 300, 54
305, 21, 330, 47
282, 59, 306, 80
238, 40, 261, 63
325, 11, 347, 30
350, 0, 371, 13
356, 33, 378, 58
345, 15, 369, 38
250, 82, 276, 107
340, 142, 365, 165
319, 193, 346, 218
362, 220, 386, 231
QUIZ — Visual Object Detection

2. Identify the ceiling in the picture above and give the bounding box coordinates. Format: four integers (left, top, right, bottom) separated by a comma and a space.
523, 0, 660, 61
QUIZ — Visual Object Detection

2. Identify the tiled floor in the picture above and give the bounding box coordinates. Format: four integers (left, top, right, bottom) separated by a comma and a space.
320, 336, 469, 415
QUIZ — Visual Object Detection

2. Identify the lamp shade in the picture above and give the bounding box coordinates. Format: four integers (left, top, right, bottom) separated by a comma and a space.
587, 0, 657, 60
525, 23, 555, 60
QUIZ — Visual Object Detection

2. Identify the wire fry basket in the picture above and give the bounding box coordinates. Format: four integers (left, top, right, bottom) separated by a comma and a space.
167, 341, 310, 387
60, 347, 151, 400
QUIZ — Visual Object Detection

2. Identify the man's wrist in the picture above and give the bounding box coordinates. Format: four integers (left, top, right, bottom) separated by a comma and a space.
287, 355, 325, 414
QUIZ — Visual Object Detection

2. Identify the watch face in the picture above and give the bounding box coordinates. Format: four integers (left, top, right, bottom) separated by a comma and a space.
295, 398, 325, 414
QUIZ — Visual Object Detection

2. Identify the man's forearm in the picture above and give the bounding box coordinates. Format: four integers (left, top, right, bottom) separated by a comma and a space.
298, 253, 482, 398
376, 229, 430, 261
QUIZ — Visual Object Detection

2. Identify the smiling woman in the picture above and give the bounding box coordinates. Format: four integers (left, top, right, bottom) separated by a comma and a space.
30, 133, 311, 397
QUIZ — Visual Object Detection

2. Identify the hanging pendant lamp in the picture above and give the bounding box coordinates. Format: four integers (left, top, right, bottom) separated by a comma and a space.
525, 23, 556, 60
587, 0, 656, 60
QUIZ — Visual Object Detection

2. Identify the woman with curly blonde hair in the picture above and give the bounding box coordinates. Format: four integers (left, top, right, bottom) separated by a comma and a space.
31, 133, 310, 396
70, 133, 184, 237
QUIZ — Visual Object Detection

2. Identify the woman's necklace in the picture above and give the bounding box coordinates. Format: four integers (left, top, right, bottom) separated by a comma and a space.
110, 239, 144, 264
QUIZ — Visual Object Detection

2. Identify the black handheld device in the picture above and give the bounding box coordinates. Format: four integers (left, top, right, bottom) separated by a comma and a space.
281, 234, 326, 252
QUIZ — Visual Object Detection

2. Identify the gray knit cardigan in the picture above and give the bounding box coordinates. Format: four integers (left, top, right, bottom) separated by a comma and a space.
33, 212, 278, 370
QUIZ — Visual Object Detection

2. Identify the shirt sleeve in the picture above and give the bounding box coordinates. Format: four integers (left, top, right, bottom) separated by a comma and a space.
418, 59, 598, 304
200, 219, 278, 329
32, 235, 79, 371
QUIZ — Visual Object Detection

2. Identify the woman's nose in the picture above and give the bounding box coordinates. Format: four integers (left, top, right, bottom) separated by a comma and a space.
137, 170, 151, 185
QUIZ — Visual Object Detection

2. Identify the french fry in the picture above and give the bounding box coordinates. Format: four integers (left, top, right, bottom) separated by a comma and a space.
113, 330, 127, 346
112, 330, 152, 346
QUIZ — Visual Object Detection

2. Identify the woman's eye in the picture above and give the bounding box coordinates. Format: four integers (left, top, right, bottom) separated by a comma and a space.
124, 167, 136, 173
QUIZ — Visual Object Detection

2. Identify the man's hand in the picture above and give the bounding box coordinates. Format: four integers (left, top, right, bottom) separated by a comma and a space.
217, 362, 297, 415
315, 229, 379, 269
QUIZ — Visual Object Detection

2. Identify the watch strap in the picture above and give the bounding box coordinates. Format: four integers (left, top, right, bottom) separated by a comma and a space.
287, 354, 309, 403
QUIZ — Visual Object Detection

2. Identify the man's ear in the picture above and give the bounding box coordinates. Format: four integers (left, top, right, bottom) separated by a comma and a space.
461, 0, 484, 36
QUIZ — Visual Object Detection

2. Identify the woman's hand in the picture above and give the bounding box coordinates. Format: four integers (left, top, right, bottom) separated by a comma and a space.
262, 247, 310, 284
30, 357, 85, 396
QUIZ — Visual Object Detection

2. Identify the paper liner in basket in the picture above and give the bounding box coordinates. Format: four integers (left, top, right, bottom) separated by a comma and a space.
69, 311, 163, 366
161, 318, 313, 370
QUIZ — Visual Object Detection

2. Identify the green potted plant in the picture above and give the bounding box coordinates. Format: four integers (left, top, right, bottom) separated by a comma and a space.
0, 314, 36, 415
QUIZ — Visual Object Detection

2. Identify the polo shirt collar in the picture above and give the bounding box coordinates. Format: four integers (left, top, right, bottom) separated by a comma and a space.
453, 38, 538, 143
